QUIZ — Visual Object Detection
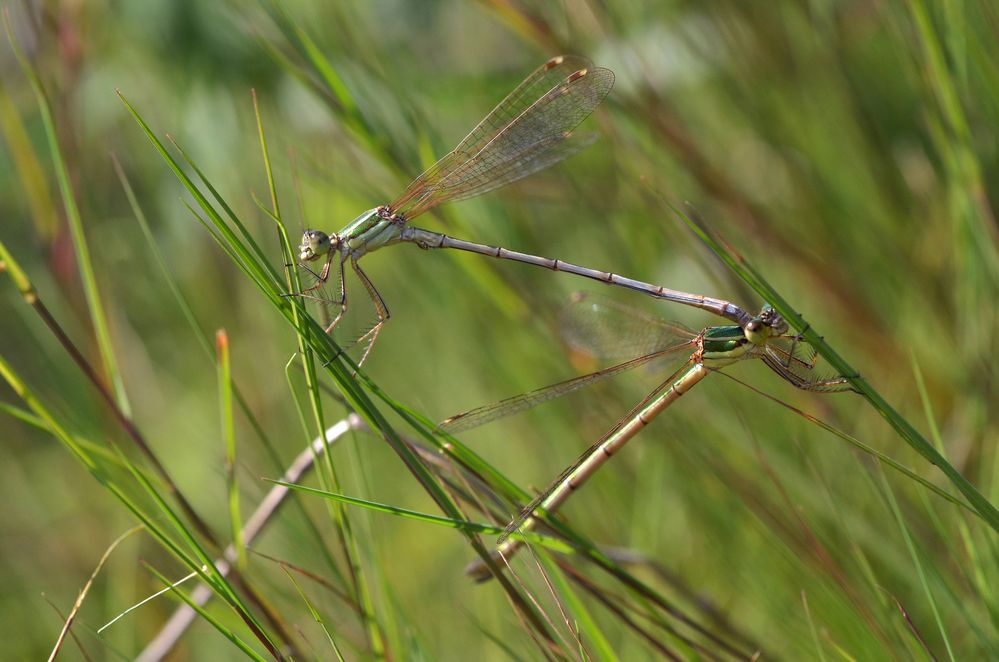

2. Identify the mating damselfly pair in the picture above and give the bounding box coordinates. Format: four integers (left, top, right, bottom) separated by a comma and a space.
293, 55, 747, 363
289, 55, 852, 576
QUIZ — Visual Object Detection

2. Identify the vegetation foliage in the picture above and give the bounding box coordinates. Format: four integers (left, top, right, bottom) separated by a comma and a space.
1, 0, 998, 659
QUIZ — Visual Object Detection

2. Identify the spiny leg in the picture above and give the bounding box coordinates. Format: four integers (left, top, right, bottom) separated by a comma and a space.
297, 251, 335, 296
351, 257, 390, 368
294, 262, 324, 288
323, 256, 349, 334
282, 251, 349, 327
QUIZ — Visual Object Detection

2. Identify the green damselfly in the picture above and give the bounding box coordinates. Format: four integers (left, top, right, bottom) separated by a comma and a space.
437, 293, 851, 579
294, 56, 752, 364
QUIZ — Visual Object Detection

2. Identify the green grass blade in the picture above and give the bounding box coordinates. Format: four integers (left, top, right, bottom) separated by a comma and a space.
717, 371, 973, 515
267, 480, 574, 553
118, 93, 562, 644
0, 83, 57, 240
216, 329, 245, 570
911, 354, 996, 613
0, 352, 282, 653
252, 91, 384, 655
533, 554, 619, 662
3, 11, 130, 414
281, 565, 347, 662
666, 199, 999, 535
112, 154, 294, 478
143, 563, 270, 662
802, 590, 829, 662
879, 464, 955, 661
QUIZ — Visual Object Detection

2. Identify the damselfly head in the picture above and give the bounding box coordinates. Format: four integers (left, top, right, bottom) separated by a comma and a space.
744, 305, 789, 344
299, 230, 336, 262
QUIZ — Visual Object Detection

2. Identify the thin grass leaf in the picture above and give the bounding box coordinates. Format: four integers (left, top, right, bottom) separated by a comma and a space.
716, 371, 973, 514
260, 1, 375, 156
142, 563, 269, 662
280, 565, 347, 662
112, 154, 212, 353
137, 416, 375, 659
665, 199, 999, 536
802, 591, 828, 662
112, 154, 293, 476
911, 352, 995, 610
532, 552, 618, 662
119, 95, 562, 644
878, 464, 954, 661
251, 93, 383, 653
122, 449, 284, 655
216, 329, 245, 570
282, 357, 350, 592
0, 234, 263, 585
0, 83, 57, 240
267, 480, 574, 553
115, 167, 338, 652
167, 136, 282, 286
116, 94, 279, 302
881, 472, 954, 662
0, 401, 47, 429
0, 399, 186, 498
880, 587, 942, 662
3, 10, 130, 415
0, 353, 281, 653
51, 526, 143, 662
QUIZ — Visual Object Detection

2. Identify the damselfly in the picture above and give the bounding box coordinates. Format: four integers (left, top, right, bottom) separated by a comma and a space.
437, 293, 851, 579
294, 56, 751, 365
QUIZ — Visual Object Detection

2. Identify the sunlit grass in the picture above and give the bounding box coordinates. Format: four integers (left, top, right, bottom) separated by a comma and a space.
2, 0, 998, 659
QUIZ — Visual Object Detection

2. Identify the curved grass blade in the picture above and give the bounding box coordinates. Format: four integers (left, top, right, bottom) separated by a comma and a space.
664, 197, 999, 534
266, 480, 573, 554
119, 93, 564, 644
4, 12, 130, 414
143, 563, 269, 662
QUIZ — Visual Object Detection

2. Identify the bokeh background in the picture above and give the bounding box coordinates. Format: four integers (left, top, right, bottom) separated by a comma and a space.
2, 0, 998, 659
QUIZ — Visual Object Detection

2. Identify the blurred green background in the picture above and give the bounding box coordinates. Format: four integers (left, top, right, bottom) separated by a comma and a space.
2, 0, 998, 659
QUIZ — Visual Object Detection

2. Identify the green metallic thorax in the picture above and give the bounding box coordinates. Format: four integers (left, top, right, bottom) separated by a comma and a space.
701, 325, 753, 367
338, 208, 405, 257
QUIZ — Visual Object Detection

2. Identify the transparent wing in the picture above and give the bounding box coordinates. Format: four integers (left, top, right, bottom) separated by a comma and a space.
453, 56, 594, 154
761, 337, 855, 392
437, 344, 691, 435
560, 292, 697, 359
438, 292, 696, 435
391, 57, 613, 218
441, 131, 599, 204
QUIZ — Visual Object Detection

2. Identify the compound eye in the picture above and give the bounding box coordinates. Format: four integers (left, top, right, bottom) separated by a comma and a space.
744, 318, 767, 344
307, 231, 330, 248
